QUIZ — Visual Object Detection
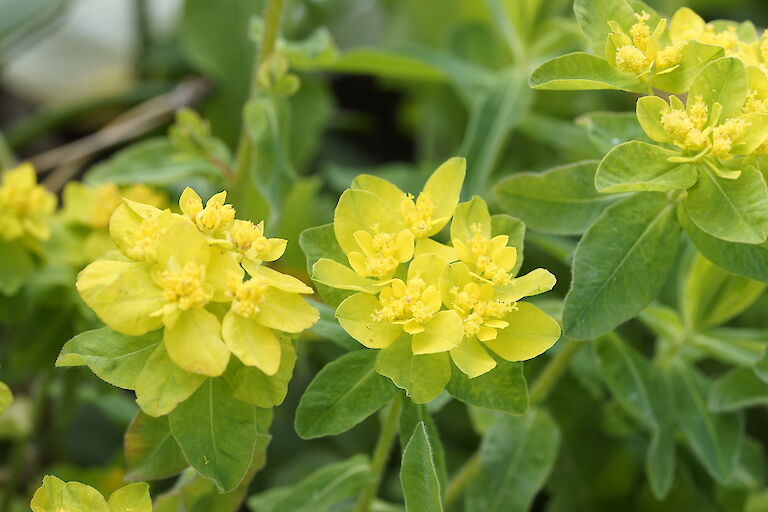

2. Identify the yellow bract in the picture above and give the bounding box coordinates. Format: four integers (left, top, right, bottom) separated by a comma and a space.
317, 160, 561, 381
76, 187, 318, 380
31, 475, 152, 512
331, 157, 466, 280
0, 163, 56, 242
638, 89, 768, 169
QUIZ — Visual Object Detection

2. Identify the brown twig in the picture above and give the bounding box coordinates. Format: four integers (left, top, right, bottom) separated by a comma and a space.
34, 76, 212, 190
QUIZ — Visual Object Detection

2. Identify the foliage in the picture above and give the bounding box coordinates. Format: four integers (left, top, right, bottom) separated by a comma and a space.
3, 0, 768, 511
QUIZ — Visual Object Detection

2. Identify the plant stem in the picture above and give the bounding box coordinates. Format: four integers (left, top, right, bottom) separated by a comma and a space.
0, 369, 54, 512
444, 452, 480, 506
233, 0, 285, 181
443, 341, 583, 508
528, 341, 583, 405
133, 0, 152, 77
353, 394, 404, 512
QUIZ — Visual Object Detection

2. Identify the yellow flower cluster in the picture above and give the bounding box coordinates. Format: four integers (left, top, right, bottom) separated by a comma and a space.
314, 158, 561, 381
60, 182, 169, 263
660, 95, 749, 159
0, 164, 56, 242
63, 182, 167, 231
668, 8, 768, 81
609, 11, 686, 76
76, 187, 318, 378
638, 77, 768, 172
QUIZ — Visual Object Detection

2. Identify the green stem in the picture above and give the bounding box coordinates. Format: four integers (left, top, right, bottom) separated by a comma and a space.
133, 0, 152, 77
0, 369, 54, 512
444, 452, 480, 506
233, 0, 285, 182
528, 341, 583, 405
443, 342, 583, 508
353, 394, 404, 512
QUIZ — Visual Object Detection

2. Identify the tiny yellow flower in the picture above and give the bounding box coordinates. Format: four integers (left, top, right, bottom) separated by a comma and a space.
0, 163, 56, 242
335, 254, 463, 354
77, 187, 318, 381
62, 182, 123, 230
331, 157, 465, 280
607, 11, 687, 77
670, 8, 740, 51
179, 187, 236, 241
229, 219, 287, 272
440, 260, 559, 378
123, 183, 168, 209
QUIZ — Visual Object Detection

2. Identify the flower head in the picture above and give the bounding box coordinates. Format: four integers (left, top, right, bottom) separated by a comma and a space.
0, 163, 56, 241
316, 165, 560, 400
331, 157, 466, 281
76, 186, 318, 406
608, 11, 687, 77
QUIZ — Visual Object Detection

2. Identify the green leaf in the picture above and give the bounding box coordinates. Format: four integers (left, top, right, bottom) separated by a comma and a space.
399, 402, 447, 490
466, 409, 560, 512
375, 337, 451, 404
248, 455, 372, 512
168, 379, 269, 492
681, 208, 768, 282
56, 327, 161, 390
135, 345, 206, 417
593, 334, 670, 428
651, 42, 725, 95
283, 27, 495, 94
593, 333, 676, 499
755, 349, 768, 384
691, 328, 768, 367
460, 70, 533, 197
308, 299, 359, 351
709, 367, 768, 412
107, 483, 152, 512
0, 240, 33, 295
646, 424, 676, 500
516, 114, 597, 161
688, 57, 747, 121
446, 359, 528, 415
300, 224, 353, 308
495, 161, 618, 235
401, 423, 444, 512
563, 193, 680, 340
180, 0, 263, 145
682, 253, 766, 330
124, 412, 188, 481
669, 361, 744, 483
0, 381, 11, 415
576, 111, 649, 156
595, 141, 697, 193
530, 53, 645, 93
86, 138, 222, 186
223, 337, 296, 408
685, 166, 768, 244
573, 0, 636, 53
295, 350, 397, 439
